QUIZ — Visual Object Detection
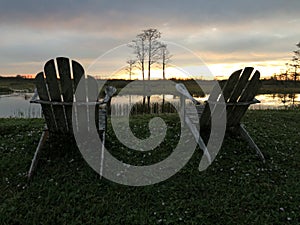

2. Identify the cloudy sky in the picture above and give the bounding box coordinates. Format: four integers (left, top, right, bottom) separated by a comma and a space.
1, 0, 299, 79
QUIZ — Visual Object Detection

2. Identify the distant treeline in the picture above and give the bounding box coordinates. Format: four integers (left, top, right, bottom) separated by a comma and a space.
0, 76, 35, 93
106, 78, 300, 95
1, 76, 300, 95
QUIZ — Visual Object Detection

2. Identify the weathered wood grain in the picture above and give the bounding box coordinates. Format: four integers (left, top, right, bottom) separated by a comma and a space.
200, 83, 220, 127
44, 59, 68, 133
175, 67, 265, 163
57, 57, 73, 132
226, 67, 253, 123
35, 72, 57, 131
87, 76, 99, 132
229, 71, 261, 126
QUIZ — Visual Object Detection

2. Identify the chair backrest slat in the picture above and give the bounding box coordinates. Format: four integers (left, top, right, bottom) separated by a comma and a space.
222, 69, 241, 101
199, 67, 260, 129
35, 72, 57, 131
57, 57, 73, 131
228, 67, 253, 103
72, 60, 85, 90
207, 70, 241, 127
200, 83, 220, 127
34, 57, 115, 137
87, 76, 99, 132
228, 71, 261, 126
226, 67, 253, 126
238, 71, 260, 103
44, 59, 68, 133
57, 57, 73, 102
73, 62, 87, 133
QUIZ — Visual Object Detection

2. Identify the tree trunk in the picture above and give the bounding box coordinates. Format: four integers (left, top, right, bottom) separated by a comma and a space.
148, 41, 151, 80
142, 62, 145, 81
162, 52, 166, 80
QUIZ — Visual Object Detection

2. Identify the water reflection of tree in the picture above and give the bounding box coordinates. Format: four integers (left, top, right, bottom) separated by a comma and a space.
131, 95, 177, 115
277, 93, 297, 109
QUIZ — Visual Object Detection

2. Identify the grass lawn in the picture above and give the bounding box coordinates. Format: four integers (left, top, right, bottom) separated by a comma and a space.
1, 110, 300, 224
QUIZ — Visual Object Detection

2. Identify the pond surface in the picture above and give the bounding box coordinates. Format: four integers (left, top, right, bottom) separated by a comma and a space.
0, 93, 42, 118
250, 94, 300, 110
0, 93, 299, 118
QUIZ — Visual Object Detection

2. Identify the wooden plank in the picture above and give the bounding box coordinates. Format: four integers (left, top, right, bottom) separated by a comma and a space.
200, 83, 220, 127
35, 72, 57, 131
239, 124, 265, 163
229, 71, 261, 126
238, 71, 260, 102
103, 86, 116, 103
87, 76, 99, 132
228, 67, 253, 102
101, 86, 116, 125
28, 130, 49, 179
176, 83, 200, 105
72, 61, 87, 133
196, 70, 241, 128
72, 60, 84, 90
57, 57, 73, 132
72, 60, 85, 133
98, 109, 106, 132
209, 69, 242, 126
44, 59, 68, 133
180, 94, 186, 126
185, 113, 211, 164
222, 69, 241, 101
185, 105, 199, 125
226, 67, 253, 126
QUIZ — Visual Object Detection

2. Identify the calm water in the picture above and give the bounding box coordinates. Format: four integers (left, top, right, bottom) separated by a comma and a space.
0, 93, 299, 118
0, 93, 42, 118
250, 94, 300, 110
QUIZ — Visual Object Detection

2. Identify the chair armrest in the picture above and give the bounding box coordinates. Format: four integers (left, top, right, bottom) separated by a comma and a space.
30, 86, 117, 106
253, 98, 260, 104
101, 86, 117, 104
175, 83, 202, 105
30, 100, 108, 106
30, 88, 39, 103
207, 98, 260, 106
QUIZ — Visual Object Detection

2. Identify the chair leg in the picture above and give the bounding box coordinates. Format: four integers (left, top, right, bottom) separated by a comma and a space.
28, 130, 49, 180
184, 115, 212, 165
99, 131, 105, 179
239, 124, 265, 163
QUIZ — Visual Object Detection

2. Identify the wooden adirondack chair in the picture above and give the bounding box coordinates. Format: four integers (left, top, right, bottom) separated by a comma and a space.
176, 67, 265, 163
28, 57, 116, 179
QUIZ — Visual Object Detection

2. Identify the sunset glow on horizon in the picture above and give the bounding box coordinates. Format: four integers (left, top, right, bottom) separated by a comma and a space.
5, 60, 290, 80
85, 59, 289, 80
0, 0, 299, 80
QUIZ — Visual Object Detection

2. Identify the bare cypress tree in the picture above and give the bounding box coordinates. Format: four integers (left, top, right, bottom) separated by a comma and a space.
143, 28, 161, 80
160, 43, 171, 80
128, 34, 146, 80
291, 42, 300, 83
129, 29, 162, 80
126, 59, 136, 80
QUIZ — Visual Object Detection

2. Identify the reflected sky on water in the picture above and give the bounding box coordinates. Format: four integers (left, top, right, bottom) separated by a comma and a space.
0, 93, 299, 118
